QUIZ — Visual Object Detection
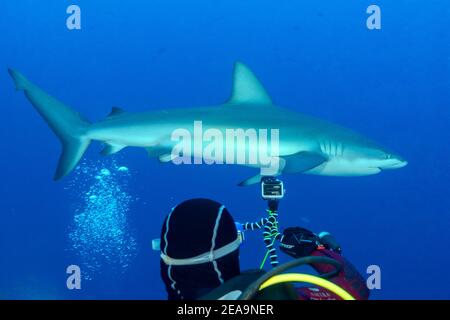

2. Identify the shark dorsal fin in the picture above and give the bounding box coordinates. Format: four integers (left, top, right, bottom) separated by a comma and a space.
107, 107, 126, 118
227, 62, 273, 105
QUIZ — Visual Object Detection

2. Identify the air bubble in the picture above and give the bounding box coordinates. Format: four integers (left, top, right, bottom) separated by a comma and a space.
67, 158, 137, 280
100, 168, 111, 176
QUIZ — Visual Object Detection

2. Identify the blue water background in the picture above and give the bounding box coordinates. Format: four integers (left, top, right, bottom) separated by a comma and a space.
0, 0, 449, 299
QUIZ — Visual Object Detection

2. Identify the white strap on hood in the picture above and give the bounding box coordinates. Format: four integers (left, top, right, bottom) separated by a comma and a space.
160, 236, 241, 266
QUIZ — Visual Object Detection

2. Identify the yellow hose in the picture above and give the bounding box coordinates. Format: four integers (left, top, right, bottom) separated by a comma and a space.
259, 273, 356, 300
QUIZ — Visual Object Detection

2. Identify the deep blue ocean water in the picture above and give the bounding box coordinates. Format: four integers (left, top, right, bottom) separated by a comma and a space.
0, 0, 449, 299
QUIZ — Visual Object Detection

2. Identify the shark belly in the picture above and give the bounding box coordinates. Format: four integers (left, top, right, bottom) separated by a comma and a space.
306, 157, 381, 176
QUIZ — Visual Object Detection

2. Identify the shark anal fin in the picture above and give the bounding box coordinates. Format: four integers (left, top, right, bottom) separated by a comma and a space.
146, 146, 176, 163
227, 62, 273, 105
282, 151, 327, 173
158, 153, 173, 163
146, 146, 170, 157
101, 143, 126, 156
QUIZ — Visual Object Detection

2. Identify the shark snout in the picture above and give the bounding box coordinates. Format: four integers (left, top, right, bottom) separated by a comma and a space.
380, 155, 408, 170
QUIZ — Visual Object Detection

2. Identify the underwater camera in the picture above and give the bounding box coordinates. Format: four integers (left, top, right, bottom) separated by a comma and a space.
261, 177, 284, 201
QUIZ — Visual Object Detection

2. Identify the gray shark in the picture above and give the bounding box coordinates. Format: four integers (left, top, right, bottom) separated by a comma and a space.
8, 63, 407, 185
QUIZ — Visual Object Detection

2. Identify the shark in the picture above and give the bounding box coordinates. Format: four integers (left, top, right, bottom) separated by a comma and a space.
8, 63, 407, 185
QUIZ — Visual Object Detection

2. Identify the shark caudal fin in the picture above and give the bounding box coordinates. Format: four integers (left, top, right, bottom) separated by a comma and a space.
8, 69, 91, 180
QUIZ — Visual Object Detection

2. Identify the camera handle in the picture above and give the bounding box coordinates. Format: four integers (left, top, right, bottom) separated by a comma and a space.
261, 200, 283, 268
238, 199, 283, 269
237, 177, 285, 269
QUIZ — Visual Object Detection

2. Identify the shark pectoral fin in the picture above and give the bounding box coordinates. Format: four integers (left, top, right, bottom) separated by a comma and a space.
238, 158, 285, 187
282, 151, 327, 173
238, 152, 324, 186
238, 174, 263, 187
226, 62, 273, 105
101, 143, 126, 156
106, 107, 127, 119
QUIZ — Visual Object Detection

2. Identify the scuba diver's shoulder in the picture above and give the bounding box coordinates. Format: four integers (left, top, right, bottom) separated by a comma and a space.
199, 270, 265, 300
200, 269, 299, 300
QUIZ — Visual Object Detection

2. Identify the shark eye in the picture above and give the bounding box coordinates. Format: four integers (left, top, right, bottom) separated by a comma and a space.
385, 154, 392, 159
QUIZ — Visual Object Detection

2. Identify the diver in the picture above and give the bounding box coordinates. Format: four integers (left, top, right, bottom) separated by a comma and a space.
158, 198, 369, 300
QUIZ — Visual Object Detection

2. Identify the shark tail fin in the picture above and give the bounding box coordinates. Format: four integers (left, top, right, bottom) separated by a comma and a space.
8, 68, 91, 180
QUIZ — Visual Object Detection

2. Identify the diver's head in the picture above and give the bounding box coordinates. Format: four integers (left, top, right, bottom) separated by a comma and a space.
160, 198, 240, 300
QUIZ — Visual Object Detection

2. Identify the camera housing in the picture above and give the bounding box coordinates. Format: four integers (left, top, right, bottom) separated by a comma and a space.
261, 177, 284, 200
